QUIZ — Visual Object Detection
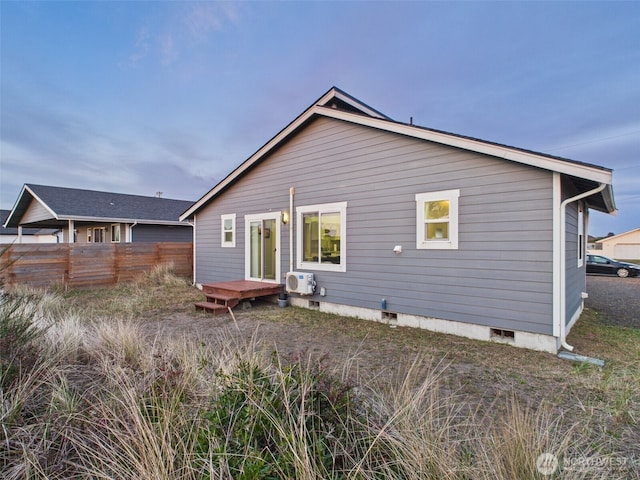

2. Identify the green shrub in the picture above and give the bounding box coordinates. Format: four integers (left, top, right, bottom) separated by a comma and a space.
0, 293, 47, 387
196, 353, 361, 479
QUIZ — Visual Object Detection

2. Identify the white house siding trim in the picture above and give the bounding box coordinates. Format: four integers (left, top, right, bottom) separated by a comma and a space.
552, 172, 562, 337
193, 117, 556, 337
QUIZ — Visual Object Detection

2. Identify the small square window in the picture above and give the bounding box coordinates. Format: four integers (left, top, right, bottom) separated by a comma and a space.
221, 214, 236, 248
415, 189, 460, 250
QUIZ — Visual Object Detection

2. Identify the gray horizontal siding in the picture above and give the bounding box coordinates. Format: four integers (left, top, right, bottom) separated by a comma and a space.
132, 225, 192, 243
195, 116, 555, 335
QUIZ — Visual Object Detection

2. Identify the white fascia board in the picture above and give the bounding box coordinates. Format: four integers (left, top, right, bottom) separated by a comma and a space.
326, 89, 389, 119
180, 101, 613, 220
180, 102, 321, 220
318, 108, 614, 185
24, 185, 59, 219
57, 216, 187, 226
4, 184, 59, 228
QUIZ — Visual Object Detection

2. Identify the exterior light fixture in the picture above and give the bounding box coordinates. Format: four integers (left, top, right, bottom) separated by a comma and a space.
282, 210, 290, 225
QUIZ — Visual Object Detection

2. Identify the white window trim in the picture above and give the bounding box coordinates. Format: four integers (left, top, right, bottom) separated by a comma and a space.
244, 212, 281, 282
577, 202, 584, 267
221, 213, 236, 248
111, 224, 121, 243
415, 189, 460, 250
92, 226, 106, 243
296, 202, 347, 272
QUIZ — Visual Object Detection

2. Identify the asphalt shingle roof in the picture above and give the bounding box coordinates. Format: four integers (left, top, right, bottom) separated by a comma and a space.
26, 184, 194, 222
4, 185, 195, 228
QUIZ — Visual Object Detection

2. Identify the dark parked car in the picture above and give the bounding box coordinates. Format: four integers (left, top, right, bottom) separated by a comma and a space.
586, 254, 640, 278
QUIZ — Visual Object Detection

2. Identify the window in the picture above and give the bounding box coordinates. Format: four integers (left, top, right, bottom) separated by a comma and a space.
415, 189, 460, 249
221, 214, 236, 247
93, 227, 106, 243
297, 202, 346, 272
111, 224, 121, 243
577, 202, 584, 267
87, 228, 92, 243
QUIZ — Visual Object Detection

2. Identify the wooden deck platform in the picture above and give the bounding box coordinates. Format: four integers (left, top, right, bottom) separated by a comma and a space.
195, 280, 284, 315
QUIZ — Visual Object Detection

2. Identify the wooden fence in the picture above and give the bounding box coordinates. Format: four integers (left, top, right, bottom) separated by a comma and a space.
0, 242, 193, 289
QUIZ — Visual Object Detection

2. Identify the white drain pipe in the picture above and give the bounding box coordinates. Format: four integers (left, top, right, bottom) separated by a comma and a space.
289, 187, 295, 274
559, 182, 606, 351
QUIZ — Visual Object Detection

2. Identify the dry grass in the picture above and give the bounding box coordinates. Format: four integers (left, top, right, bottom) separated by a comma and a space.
1, 272, 639, 479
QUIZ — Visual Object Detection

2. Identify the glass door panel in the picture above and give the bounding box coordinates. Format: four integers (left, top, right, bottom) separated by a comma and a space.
247, 216, 278, 281
249, 221, 262, 279
263, 218, 276, 280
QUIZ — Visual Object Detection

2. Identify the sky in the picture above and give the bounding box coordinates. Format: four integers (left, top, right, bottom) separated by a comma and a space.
1, 1, 638, 237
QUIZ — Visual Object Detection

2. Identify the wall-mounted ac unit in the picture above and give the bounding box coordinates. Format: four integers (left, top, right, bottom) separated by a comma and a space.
286, 272, 315, 295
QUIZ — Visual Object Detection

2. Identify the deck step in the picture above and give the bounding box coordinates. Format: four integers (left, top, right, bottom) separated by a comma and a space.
204, 293, 240, 308
194, 301, 230, 315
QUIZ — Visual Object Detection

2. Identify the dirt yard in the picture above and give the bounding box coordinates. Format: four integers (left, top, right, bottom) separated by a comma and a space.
65, 276, 640, 465
139, 295, 608, 410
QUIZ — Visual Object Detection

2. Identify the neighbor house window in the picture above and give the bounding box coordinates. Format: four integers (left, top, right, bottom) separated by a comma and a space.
221, 214, 236, 247
87, 228, 92, 243
297, 202, 347, 272
93, 227, 106, 243
415, 189, 460, 249
111, 224, 121, 243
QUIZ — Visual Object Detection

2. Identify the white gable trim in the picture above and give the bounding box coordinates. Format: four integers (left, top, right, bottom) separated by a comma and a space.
317, 108, 613, 184
181, 92, 613, 221
318, 88, 390, 120
24, 185, 59, 220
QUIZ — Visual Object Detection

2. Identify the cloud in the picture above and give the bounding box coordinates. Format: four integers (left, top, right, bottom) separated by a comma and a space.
183, 2, 239, 40
127, 26, 150, 65
159, 34, 177, 66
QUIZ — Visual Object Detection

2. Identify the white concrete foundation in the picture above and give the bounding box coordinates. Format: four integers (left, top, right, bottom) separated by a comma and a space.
289, 297, 559, 353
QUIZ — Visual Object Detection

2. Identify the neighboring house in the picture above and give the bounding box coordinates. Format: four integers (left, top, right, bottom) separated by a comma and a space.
591, 228, 640, 260
0, 209, 60, 244
4, 184, 194, 243
180, 87, 616, 353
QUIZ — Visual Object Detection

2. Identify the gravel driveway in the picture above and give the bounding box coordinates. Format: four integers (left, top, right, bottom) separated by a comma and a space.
585, 275, 640, 328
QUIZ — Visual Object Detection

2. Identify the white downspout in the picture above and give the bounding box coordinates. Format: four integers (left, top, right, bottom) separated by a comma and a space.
191, 215, 197, 286
129, 222, 137, 242
289, 187, 295, 274
559, 182, 606, 351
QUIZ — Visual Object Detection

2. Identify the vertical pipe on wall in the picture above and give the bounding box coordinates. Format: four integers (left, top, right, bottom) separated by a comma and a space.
559, 182, 606, 352
289, 187, 295, 274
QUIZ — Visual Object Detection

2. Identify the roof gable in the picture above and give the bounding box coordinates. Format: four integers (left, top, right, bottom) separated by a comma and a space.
4, 185, 194, 228
179, 87, 616, 220
596, 227, 640, 244
0, 209, 58, 236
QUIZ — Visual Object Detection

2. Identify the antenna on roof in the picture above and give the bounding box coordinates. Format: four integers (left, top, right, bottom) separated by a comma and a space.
156, 191, 163, 198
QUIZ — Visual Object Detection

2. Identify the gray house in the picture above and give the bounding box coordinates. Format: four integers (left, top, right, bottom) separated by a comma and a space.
4, 184, 194, 244
181, 87, 616, 353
